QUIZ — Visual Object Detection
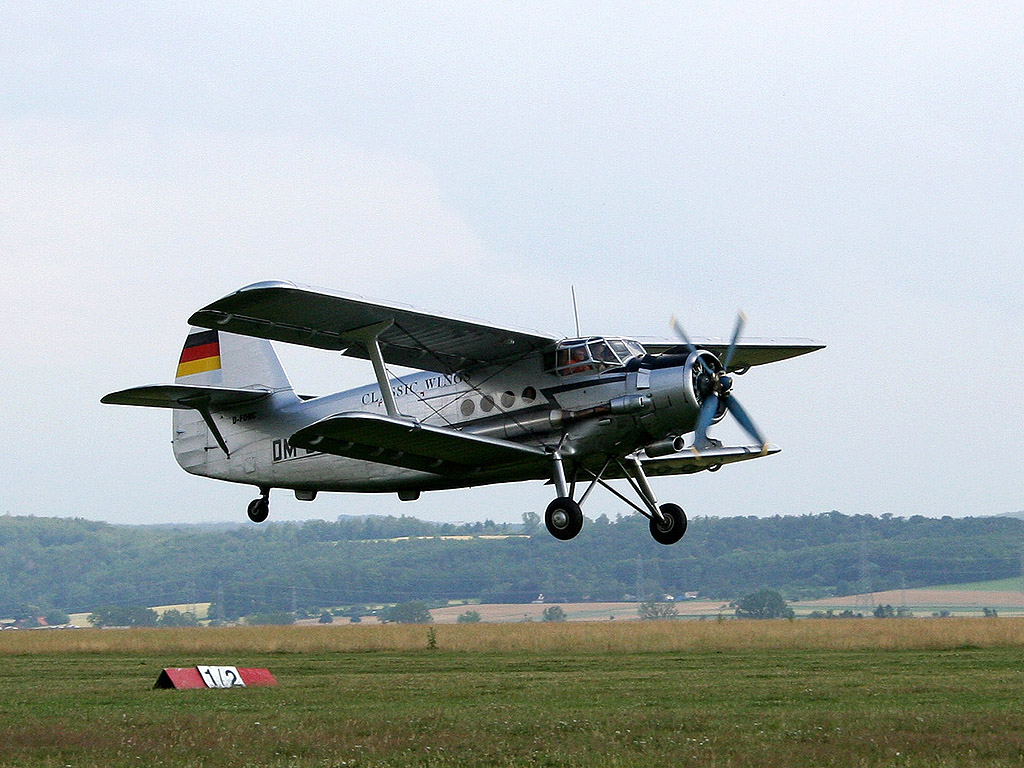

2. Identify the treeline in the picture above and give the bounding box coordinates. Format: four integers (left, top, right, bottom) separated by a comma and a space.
0, 511, 1021, 619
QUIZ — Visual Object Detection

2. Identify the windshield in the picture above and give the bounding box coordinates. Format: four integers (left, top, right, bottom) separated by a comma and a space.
552, 337, 640, 376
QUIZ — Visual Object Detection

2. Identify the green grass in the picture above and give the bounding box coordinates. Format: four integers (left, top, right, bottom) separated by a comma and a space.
4, 623, 1024, 766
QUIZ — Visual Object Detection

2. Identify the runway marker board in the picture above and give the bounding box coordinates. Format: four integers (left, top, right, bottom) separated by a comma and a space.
154, 666, 277, 689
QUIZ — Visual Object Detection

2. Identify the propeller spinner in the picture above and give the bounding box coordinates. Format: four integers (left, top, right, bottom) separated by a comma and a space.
670, 313, 768, 454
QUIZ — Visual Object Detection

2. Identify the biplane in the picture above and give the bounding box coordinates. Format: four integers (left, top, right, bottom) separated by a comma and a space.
103, 281, 823, 544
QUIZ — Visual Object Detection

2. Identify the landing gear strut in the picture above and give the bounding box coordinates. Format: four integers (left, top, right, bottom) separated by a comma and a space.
247, 488, 270, 523
543, 450, 585, 541
542, 451, 688, 545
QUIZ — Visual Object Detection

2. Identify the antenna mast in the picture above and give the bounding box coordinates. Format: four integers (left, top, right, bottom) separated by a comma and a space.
571, 286, 581, 337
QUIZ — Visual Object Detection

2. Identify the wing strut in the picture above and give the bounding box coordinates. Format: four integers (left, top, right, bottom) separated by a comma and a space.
341, 321, 402, 419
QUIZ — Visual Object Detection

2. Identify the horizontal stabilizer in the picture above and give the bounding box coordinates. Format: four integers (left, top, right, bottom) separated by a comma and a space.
636, 443, 781, 477
101, 384, 274, 410
289, 412, 548, 477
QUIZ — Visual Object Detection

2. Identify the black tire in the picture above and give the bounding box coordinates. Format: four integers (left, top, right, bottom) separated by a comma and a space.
545, 497, 584, 541
247, 497, 269, 524
649, 502, 687, 545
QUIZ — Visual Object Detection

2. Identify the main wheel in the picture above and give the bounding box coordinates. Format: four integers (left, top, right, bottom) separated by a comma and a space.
545, 497, 584, 540
247, 497, 269, 524
649, 502, 687, 545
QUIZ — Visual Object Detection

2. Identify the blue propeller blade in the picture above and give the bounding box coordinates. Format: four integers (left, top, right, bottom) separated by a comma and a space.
721, 312, 746, 372
726, 394, 766, 448
676, 311, 767, 452
693, 393, 719, 449
670, 316, 698, 356
671, 317, 714, 374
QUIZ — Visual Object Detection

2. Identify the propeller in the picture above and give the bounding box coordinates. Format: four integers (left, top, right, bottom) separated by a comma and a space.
670, 313, 768, 454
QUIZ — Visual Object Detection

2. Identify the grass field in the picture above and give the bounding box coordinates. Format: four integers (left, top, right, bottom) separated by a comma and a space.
3, 620, 1024, 767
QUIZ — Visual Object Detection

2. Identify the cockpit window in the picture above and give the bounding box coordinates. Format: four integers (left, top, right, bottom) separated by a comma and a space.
555, 342, 594, 375
623, 339, 647, 358
551, 337, 638, 376
607, 339, 630, 360
588, 340, 619, 364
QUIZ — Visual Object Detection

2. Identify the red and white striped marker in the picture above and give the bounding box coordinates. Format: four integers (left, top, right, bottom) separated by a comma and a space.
154, 666, 277, 689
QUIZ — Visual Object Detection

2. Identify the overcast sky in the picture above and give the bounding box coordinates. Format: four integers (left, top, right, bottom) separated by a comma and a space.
2, 3, 1022, 526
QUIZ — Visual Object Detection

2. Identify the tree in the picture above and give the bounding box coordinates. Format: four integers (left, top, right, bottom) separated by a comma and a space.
521, 511, 540, 534
542, 606, 566, 622
639, 600, 679, 621
4, 513, 1024, 618
14, 604, 43, 628
44, 608, 70, 626
157, 609, 199, 627
457, 610, 481, 623
735, 589, 793, 619
318, 611, 334, 624
381, 601, 432, 624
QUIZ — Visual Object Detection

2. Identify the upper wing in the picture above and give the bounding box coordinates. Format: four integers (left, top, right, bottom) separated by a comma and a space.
188, 281, 559, 373
635, 337, 825, 368
289, 412, 548, 477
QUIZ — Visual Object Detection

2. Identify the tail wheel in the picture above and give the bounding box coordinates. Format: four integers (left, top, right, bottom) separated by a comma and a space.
649, 503, 687, 545
545, 497, 584, 541
247, 497, 269, 524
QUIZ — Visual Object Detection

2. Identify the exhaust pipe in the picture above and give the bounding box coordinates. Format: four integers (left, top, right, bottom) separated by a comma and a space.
644, 435, 686, 458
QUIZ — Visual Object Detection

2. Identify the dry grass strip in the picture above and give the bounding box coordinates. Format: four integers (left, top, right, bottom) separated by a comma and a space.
3, 616, 1024, 656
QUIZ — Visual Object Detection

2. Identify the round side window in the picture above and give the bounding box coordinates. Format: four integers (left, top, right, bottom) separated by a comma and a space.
522, 386, 537, 402
480, 395, 494, 413
501, 391, 515, 408
460, 399, 475, 417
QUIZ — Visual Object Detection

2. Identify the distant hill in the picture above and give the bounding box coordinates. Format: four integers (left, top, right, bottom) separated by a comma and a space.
1, 511, 1021, 618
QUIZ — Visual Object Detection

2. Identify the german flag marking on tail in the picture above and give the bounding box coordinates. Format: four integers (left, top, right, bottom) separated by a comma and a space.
177, 330, 221, 377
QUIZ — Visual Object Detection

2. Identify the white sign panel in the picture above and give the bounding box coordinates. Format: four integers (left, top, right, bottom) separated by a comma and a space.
196, 665, 246, 688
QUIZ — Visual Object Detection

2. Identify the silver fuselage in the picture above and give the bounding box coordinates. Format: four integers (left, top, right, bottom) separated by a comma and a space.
173, 353, 708, 495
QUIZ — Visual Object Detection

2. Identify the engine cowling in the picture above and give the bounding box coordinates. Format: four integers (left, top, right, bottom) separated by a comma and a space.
682, 350, 729, 423
630, 351, 726, 444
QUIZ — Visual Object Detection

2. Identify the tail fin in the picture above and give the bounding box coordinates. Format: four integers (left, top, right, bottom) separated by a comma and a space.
170, 329, 292, 471
175, 328, 292, 391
